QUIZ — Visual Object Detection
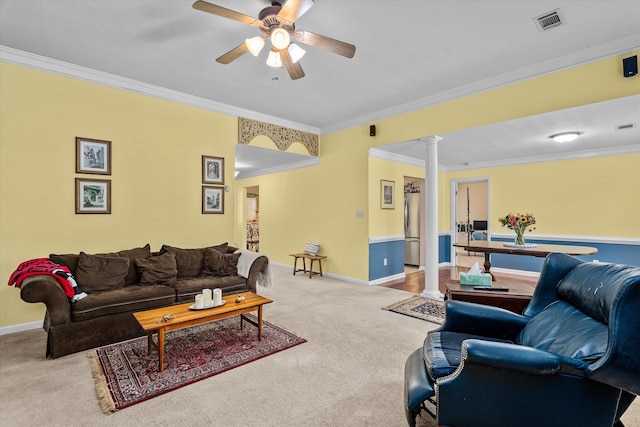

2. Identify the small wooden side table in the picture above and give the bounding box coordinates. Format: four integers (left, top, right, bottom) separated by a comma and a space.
445, 279, 535, 314
289, 253, 327, 279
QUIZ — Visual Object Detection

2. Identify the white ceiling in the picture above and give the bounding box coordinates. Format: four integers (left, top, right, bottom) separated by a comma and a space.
1, 0, 639, 175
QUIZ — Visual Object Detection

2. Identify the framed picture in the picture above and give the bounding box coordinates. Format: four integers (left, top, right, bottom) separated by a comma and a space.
76, 137, 111, 175
202, 186, 224, 214
76, 178, 111, 214
202, 156, 224, 185
381, 179, 395, 209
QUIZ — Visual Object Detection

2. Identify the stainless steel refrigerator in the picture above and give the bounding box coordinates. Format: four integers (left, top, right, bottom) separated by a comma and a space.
404, 193, 420, 266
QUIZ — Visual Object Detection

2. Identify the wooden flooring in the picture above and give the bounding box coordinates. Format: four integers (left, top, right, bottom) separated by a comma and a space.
380, 266, 538, 294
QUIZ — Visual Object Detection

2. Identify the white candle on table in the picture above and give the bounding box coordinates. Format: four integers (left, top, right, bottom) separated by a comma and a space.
195, 294, 204, 309
202, 289, 212, 307
213, 288, 222, 305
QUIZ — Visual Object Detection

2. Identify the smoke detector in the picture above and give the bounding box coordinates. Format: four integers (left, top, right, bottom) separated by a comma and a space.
533, 9, 565, 32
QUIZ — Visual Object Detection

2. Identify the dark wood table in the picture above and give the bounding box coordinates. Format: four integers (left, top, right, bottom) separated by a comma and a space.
453, 241, 597, 280
446, 279, 535, 313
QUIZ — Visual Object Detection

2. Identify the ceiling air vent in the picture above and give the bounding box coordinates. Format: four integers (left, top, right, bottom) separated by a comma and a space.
616, 123, 636, 131
534, 9, 565, 32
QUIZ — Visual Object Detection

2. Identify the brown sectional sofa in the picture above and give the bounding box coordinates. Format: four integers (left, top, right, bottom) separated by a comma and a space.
19, 243, 269, 359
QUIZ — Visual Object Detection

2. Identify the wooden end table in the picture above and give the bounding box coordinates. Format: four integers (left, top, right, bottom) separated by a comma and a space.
133, 291, 272, 372
289, 253, 327, 279
445, 279, 535, 313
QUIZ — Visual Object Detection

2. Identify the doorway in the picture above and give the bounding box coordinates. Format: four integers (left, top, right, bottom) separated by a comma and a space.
451, 178, 489, 268
246, 186, 259, 252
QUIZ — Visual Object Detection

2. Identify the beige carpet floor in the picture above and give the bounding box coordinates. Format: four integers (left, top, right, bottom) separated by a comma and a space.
1, 265, 638, 427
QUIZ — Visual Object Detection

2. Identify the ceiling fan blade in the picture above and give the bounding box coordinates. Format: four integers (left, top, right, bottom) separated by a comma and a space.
216, 42, 250, 64
280, 48, 305, 80
277, 0, 315, 26
193, 1, 263, 27
294, 30, 356, 58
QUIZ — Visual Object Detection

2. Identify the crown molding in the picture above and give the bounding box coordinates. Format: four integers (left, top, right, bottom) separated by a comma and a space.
235, 157, 319, 180
370, 144, 640, 172
0, 45, 320, 135
321, 35, 640, 135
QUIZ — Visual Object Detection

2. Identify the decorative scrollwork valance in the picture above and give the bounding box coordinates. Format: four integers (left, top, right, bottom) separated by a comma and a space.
238, 118, 318, 157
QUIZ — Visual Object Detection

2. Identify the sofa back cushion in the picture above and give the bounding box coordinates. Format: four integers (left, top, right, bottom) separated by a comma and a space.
134, 251, 178, 285
517, 300, 608, 363
49, 253, 80, 274
117, 244, 151, 285
74, 252, 130, 293
160, 245, 205, 278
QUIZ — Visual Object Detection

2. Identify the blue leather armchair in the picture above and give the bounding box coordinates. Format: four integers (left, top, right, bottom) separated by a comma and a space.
404, 253, 640, 427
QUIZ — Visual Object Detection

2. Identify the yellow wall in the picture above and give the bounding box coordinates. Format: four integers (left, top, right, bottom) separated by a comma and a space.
447, 155, 640, 237
237, 125, 371, 280
0, 63, 238, 327
368, 157, 426, 237
2, 52, 639, 329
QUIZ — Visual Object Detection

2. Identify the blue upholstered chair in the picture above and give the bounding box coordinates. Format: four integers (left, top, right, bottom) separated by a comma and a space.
471, 230, 487, 240
404, 253, 640, 427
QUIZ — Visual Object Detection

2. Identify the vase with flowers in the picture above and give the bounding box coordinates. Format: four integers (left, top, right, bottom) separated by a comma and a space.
498, 212, 536, 247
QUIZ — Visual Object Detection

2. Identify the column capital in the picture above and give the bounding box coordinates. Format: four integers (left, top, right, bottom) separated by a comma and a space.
420, 135, 443, 145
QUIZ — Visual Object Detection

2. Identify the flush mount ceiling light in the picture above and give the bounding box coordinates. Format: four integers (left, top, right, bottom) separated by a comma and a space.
550, 132, 582, 143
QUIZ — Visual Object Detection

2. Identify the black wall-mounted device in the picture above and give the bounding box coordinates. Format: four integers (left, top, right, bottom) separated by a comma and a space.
623, 55, 638, 78
369, 125, 376, 136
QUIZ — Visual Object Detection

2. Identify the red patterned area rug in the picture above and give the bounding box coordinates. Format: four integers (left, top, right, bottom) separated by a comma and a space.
88, 314, 306, 413
382, 295, 445, 325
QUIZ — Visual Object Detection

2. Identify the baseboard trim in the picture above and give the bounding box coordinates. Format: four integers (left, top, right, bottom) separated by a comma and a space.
369, 272, 406, 286
0, 321, 41, 336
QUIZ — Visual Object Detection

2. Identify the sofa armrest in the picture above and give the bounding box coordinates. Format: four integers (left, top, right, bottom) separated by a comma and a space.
245, 255, 269, 293
439, 300, 530, 341
19, 275, 71, 326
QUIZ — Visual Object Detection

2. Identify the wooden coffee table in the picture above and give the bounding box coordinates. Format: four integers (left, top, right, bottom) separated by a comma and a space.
445, 280, 535, 313
133, 292, 272, 371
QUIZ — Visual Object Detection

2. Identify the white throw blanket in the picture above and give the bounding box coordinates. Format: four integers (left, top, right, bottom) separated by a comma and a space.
234, 249, 272, 288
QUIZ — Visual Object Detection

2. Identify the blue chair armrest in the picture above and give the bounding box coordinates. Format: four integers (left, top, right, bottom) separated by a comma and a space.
439, 300, 530, 341
461, 339, 588, 376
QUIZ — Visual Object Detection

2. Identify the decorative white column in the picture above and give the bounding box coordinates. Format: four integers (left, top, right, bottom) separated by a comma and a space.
420, 136, 444, 301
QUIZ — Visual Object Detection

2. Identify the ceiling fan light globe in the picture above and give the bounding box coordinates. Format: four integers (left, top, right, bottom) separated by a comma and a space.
288, 43, 306, 63
245, 36, 265, 56
271, 28, 290, 50
266, 51, 282, 68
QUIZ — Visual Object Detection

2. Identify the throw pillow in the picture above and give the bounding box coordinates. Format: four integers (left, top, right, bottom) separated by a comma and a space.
303, 241, 320, 256
134, 252, 178, 286
202, 248, 240, 277
49, 253, 80, 274
118, 244, 152, 285
159, 245, 205, 278
74, 252, 130, 293
208, 242, 229, 254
